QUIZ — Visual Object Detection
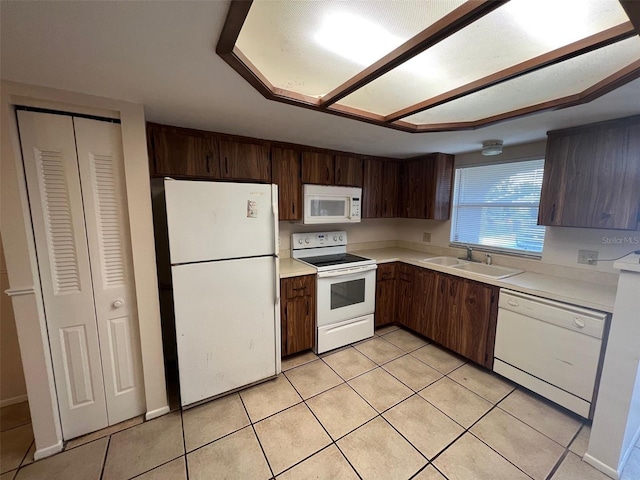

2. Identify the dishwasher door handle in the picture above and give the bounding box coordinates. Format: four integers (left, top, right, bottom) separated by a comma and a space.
574, 317, 586, 328
507, 299, 520, 307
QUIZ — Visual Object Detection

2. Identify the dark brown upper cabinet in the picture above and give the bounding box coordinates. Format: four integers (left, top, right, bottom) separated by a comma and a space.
335, 155, 364, 187
382, 161, 400, 218
401, 153, 454, 219
538, 115, 640, 230
271, 147, 302, 221
148, 124, 220, 178
363, 159, 400, 218
302, 151, 334, 185
363, 158, 383, 218
219, 140, 271, 183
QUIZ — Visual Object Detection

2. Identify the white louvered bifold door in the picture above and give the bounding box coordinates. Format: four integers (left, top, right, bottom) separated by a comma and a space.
18, 110, 108, 439
74, 118, 145, 425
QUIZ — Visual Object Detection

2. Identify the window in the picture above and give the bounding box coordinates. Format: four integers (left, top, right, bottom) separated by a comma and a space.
450, 159, 545, 256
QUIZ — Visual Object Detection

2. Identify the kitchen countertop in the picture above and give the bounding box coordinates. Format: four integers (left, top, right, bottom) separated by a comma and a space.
357, 247, 617, 313
278, 247, 617, 312
279, 257, 316, 278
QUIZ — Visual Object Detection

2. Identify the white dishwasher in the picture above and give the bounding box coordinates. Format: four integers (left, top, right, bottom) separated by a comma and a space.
494, 289, 606, 418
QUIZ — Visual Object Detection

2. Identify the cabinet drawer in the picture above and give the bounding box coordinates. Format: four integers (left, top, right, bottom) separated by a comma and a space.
377, 262, 396, 281
283, 275, 315, 298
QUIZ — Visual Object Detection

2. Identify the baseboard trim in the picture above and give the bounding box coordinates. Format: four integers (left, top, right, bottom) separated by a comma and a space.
145, 405, 170, 421
583, 453, 619, 479
34, 440, 63, 460
0, 394, 28, 408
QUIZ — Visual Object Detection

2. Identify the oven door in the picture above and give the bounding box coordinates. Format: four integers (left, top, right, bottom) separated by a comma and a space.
317, 264, 377, 326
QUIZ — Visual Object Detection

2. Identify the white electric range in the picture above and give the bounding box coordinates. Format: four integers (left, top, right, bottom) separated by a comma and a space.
292, 231, 377, 353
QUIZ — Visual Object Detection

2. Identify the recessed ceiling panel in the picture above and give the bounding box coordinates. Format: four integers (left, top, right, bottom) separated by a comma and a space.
236, 0, 466, 97
402, 36, 640, 125
338, 0, 630, 115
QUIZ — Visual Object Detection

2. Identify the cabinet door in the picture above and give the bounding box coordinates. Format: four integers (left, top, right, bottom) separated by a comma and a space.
410, 269, 436, 337
272, 147, 302, 220
302, 151, 334, 185
396, 264, 415, 328
403, 160, 427, 218
283, 296, 314, 356
539, 118, 640, 230
375, 263, 396, 327
382, 161, 400, 218
335, 155, 364, 187
453, 280, 496, 367
538, 134, 569, 226
281, 275, 316, 356
429, 273, 454, 347
431, 154, 454, 220
219, 140, 271, 182
363, 158, 383, 218
151, 128, 220, 178
401, 155, 454, 219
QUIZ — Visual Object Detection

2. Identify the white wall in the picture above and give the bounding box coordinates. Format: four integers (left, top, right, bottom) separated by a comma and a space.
0, 237, 28, 406
1, 81, 168, 458
586, 260, 640, 478
397, 140, 639, 277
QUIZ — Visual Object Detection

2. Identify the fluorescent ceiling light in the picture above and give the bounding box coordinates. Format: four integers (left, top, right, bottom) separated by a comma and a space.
314, 12, 401, 66
314, 11, 444, 79
508, 0, 590, 48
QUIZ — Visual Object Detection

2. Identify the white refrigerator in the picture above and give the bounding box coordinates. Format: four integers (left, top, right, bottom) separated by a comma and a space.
164, 179, 281, 407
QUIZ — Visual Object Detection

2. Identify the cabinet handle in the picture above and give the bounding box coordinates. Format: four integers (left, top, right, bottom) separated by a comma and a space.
306, 300, 310, 315
292, 286, 306, 291
225, 157, 229, 174
292, 202, 295, 215
550, 203, 556, 222
206, 154, 210, 173
337, 168, 341, 183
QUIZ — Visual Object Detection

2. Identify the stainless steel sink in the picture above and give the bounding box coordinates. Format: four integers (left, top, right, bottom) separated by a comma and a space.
451, 262, 523, 279
420, 256, 468, 267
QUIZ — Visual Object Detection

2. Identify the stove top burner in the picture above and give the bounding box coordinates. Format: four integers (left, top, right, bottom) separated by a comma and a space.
300, 253, 372, 268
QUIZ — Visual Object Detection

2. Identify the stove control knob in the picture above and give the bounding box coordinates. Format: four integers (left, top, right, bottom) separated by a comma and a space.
333, 235, 338, 241
339, 235, 344, 241
304, 238, 310, 244
298, 239, 303, 245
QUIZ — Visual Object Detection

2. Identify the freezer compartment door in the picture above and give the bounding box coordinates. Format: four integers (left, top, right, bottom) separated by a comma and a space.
172, 256, 278, 406
165, 180, 276, 264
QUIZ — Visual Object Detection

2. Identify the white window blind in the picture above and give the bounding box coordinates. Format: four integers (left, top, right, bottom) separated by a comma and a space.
451, 159, 546, 256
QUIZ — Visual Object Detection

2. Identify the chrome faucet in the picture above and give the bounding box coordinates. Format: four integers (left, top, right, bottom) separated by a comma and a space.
459, 246, 474, 261
466, 246, 473, 260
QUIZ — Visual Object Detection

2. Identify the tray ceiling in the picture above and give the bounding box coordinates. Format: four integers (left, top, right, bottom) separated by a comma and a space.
218, 0, 640, 132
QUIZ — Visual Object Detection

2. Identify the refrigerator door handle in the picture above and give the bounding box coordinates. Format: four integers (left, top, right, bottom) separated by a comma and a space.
272, 184, 280, 305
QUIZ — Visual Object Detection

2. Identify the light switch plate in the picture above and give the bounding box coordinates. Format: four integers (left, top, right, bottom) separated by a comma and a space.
423, 232, 431, 243
578, 250, 598, 265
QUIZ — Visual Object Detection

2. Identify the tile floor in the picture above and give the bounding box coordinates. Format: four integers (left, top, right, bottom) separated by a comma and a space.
2, 325, 640, 479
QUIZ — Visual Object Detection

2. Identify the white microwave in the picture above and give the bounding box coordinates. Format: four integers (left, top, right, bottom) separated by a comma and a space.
303, 185, 362, 224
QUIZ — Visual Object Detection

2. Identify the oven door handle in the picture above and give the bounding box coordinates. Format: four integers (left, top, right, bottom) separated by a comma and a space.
317, 264, 378, 278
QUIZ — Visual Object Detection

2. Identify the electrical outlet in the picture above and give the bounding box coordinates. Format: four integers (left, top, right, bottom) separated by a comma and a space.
278, 236, 281, 248
422, 232, 431, 243
578, 250, 598, 265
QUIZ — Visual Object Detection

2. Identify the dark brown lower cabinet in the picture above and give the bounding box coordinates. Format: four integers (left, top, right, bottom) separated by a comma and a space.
410, 268, 436, 338
396, 264, 415, 328
374, 262, 498, 369
452, 279, 498, 367
280, 275, 316, 356
375, 263, 396, 327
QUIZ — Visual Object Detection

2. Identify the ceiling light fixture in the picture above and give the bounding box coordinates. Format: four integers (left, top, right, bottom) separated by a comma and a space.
482, 140, 503, 156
